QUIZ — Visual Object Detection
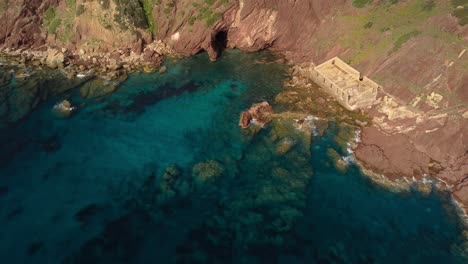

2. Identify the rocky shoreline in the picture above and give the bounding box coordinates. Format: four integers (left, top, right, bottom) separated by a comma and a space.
0, 39, 175, 80
282, 62, 468, 222
242, 79, 468, 255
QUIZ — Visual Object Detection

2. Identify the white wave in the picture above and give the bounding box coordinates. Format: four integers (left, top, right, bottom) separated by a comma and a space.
311, 126, 318, 136
353, 129, 361, 143
342, 155, 354, 164
422, 178, 433, 185
305, 116, 318, 121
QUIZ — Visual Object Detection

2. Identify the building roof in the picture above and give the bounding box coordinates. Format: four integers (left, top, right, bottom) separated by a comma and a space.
315, 57, 379, 95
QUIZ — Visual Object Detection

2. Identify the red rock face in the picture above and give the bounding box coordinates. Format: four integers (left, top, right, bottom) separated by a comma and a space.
0, 0, 58, 50
227, 0, 344, 61
0, 0, 344, 61
150, 0, 345, 61
355, 127, 431, 178
239, 111, 252, 129
239, 102, 274, 129
356, 117, 468, 210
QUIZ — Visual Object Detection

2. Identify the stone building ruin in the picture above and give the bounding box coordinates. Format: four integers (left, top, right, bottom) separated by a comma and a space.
309, 57, 380, 111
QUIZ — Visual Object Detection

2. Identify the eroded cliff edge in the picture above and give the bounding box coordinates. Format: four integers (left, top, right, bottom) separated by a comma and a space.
0, 0, 467, 213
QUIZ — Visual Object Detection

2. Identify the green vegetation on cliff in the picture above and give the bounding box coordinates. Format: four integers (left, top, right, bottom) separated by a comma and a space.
49, 18, 62, 34
187, 0, 227, 27
76, 4, 85, 16
143, 0, 157, 34
44, 7, 56, 25
43, 7, 62, 34
352, 0, 373, 8
336, 0, 459, 66
0, 0, 9, 16
452, 0, 468, 25
59, 0, 77, 43
113, 0, 150, 30
390, 30, 422, 54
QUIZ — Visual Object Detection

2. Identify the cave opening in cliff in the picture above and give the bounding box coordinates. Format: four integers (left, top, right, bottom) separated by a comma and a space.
212, 30, 228, 57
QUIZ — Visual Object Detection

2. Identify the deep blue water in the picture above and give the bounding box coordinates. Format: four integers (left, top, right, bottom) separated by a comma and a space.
0, 51, 466, 263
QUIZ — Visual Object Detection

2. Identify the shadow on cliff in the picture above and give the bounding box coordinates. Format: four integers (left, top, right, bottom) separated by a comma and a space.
211, 30, 228, 59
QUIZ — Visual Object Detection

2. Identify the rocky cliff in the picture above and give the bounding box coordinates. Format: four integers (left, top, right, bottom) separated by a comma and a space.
0, 0, 467, 212
0, 0, 346, 60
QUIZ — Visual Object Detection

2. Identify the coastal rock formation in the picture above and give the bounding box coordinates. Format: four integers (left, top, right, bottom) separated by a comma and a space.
52, 99, 75, 118
0, 63, 88, 125
327, 148, 348, 173
355, 116, 468, 206
80, 78, 117, 99
239, 102, 274, 129
45, 48, 65, 69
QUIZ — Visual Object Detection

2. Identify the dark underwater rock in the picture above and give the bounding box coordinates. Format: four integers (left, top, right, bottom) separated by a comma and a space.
5, 206, 23, 221
26, 241, 44, 256
110, 80, 201, 116
74, 203, 104, 225
64, 210, 154, 264
79, 78, 118, 99
0, 186, 8, 197
42, 135, 61, 153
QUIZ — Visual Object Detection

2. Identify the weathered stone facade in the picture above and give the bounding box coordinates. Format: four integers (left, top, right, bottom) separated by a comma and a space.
309, 57, 379, 111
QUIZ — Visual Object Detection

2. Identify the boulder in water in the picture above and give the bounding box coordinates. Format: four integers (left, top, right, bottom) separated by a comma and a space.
239, 102, 274, 129
52, 100, 75, 118
327, 148, 348, 172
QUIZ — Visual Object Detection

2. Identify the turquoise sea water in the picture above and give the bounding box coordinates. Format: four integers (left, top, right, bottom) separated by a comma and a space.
0, 51, 465, 263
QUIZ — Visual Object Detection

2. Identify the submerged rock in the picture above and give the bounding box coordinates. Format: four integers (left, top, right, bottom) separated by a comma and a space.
0, 186, 9, 197
333, 126, 356, 153
272, 167, 290, 178
239, 102, 274, 129
327, 148, 348, 172
160, 164, 181, 191
192, 160, 224, 184
26, 241, 44, 256
157, 164, 182, 204
162, 164, 181, 182
42, 135, 61, 153
158, 66, 167, 74
80, 78, 118, 99
74, 203, 104, 225
275, 137, 296, 156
